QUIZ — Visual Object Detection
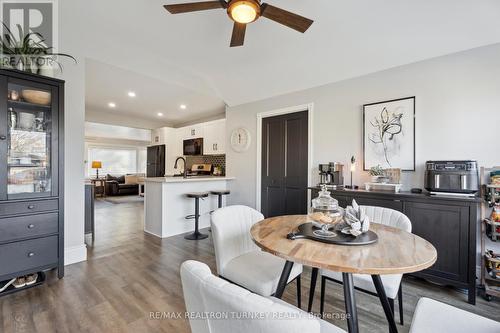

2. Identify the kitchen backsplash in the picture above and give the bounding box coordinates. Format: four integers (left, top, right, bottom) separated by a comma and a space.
186, 154, 226, 175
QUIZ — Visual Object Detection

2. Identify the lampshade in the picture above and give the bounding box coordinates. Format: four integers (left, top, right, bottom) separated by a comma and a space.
91, 161, 102, 169
228, 0, 260, 24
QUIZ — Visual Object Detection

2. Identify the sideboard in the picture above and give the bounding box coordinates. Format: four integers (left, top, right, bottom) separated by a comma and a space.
310, 187, 481, 304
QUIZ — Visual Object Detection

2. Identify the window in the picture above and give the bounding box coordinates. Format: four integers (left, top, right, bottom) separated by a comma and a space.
87, 146, 146, 177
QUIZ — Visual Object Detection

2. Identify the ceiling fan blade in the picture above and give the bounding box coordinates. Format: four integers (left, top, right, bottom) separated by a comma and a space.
260, 3, 313, 33
230, 22, 246, 47
163, 1, 225, 14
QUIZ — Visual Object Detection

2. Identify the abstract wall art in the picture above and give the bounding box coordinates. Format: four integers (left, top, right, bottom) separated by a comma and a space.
363, 97, 415, 171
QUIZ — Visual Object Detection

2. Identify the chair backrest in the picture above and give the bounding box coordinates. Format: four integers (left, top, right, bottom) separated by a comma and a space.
360, 206, 412, 232
409, 297, 500, 333
180, 260, 322, 333
210, 205, 264, 276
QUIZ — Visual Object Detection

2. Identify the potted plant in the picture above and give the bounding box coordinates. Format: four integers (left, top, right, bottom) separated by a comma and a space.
0, 23, 76, 76
369, 165, 388, 183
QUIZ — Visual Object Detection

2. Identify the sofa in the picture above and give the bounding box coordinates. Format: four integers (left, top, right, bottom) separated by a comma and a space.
105, 174, 140, 196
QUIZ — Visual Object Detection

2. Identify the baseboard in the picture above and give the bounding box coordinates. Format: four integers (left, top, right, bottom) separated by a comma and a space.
144, 228, 162, 238
64, 244, 87, 265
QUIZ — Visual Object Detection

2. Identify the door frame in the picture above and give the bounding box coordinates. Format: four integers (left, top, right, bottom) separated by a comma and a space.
255, 103, 314, 212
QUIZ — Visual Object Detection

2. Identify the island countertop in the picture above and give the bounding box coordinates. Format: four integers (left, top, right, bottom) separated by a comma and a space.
145, 176, 235, 183
144, 175, 233, 238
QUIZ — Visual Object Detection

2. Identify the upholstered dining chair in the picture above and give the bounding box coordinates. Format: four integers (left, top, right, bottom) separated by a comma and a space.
312, 206, 412, 325
180, 260, 345, 333
211, 205, 303, 306
181, 260, 500, 333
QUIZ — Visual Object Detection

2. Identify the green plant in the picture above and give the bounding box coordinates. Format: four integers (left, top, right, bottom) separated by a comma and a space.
0, 23, 76, 73
369, 165, 385, 177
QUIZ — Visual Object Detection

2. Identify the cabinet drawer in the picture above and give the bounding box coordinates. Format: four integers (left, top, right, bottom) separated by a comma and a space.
0, 213, 58, 243
0, 199, 58, 217
0, 236, 58, 276
349, 196, 403, 212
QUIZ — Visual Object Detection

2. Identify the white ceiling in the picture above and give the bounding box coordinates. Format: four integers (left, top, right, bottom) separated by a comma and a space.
85, 59, 226, 128
78, 0, 500, 126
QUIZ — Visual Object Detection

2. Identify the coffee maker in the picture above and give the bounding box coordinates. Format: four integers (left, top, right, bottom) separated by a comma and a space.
318, 162, 344, 189
319, 164, 331, 184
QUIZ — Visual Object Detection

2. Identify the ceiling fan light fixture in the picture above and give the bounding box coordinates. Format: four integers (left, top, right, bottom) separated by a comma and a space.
228, 0, 260, 24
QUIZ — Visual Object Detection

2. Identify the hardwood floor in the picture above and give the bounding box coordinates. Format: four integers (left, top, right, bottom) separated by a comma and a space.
1, 198, 498, 332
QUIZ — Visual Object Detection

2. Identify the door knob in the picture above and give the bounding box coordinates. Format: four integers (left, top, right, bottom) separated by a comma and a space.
27, 204, 35, 209
0, 135, 6, 140
27, 252, 35, 257
28, 224, 35, 229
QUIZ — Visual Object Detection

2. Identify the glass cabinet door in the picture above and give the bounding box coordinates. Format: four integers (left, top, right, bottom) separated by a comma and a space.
6, 80, 55, 199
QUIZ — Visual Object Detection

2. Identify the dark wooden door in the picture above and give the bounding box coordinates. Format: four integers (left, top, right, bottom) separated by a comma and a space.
261, 111, 308, 217
405, 201, 469, 282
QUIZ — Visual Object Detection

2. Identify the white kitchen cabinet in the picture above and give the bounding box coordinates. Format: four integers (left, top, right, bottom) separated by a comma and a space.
179, 125, 204, 140
151, 128, 165, 144
203, 120, 225, 155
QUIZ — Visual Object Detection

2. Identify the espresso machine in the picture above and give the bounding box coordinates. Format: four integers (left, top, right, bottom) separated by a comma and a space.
318, 162, 344, 189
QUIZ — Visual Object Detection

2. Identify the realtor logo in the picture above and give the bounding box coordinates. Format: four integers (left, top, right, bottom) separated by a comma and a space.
0, 0, 57, 49
0, 0, 67, 73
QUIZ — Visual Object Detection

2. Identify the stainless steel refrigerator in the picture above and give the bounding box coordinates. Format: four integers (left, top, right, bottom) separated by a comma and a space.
146, 145, 166, 177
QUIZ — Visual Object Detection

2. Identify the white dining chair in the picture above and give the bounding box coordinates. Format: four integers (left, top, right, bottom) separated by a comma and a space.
211, 205, 303, 306
315, 206, 412, 325
180, 260, 345, 333
181, 261, 500, 333
409, 297, 500, 333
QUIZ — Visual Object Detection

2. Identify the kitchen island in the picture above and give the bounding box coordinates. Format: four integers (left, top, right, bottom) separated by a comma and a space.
144, 176, 235, 238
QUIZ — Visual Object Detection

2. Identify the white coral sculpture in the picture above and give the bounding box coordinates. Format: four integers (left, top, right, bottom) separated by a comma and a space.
341, 199, 370, 237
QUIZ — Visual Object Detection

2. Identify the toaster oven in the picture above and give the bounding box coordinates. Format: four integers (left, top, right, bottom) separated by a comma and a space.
424, 160, 479, 195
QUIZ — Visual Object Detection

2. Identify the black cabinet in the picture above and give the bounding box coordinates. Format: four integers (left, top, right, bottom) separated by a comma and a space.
313, 188, 480, 304
405, 202, 469, 282
0, 69, 64, 288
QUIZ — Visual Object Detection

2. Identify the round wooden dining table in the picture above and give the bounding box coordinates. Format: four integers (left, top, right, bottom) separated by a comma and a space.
250, 215, 437, 333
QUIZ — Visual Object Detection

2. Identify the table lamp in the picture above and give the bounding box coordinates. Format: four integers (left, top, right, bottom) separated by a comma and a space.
345, 156, 359, 189
91, 161, 102, 179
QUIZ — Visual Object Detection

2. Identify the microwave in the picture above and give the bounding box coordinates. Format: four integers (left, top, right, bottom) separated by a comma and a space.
183, 138, 203, 156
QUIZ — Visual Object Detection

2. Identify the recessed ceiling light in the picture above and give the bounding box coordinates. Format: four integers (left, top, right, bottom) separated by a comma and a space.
128, 91, 136, 97
180, 104, 187, 110
157, 112, 164, 117
108, 102, 116, 108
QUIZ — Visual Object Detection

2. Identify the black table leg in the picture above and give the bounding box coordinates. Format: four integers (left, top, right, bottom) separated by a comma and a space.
372, 275, 398, 333
308, 267, 319, 312
274, 261, 294, 299
343, 273, 358, 333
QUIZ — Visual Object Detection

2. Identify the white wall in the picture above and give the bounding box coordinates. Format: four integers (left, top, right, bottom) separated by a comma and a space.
85, 122, 151, 141
57, 1, 87, 265
226, 43, 500, 208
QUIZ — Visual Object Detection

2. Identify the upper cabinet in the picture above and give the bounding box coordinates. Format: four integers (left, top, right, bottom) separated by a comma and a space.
151, 119, 226, 157
203, 120, 225, 155
179, 124, 204, 140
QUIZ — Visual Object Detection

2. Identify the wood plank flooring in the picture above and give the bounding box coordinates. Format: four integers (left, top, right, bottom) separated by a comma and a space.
1, 198, 498, 332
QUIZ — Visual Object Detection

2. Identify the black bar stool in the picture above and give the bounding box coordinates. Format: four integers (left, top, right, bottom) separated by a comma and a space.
210, 190, 230, 209
185, 192, 209, 240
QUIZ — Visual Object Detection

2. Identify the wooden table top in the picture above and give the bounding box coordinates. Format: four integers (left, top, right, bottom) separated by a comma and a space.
250, 215, 437, 275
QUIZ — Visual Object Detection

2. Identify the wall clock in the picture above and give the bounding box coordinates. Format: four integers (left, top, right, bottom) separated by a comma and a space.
230, 127, 251, 152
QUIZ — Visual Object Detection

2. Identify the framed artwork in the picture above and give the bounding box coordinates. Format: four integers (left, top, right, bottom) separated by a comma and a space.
363, 96, 415, 171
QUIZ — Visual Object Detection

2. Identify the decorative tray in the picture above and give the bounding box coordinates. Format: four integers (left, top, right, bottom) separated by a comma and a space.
287, 223, 378, 246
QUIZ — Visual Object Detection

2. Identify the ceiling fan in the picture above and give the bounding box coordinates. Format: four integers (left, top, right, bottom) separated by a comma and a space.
163, 0, 314, 47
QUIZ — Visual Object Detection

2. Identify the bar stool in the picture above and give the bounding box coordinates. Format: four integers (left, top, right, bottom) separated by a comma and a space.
210, 190, 230, 209
185, 192, 209, 240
